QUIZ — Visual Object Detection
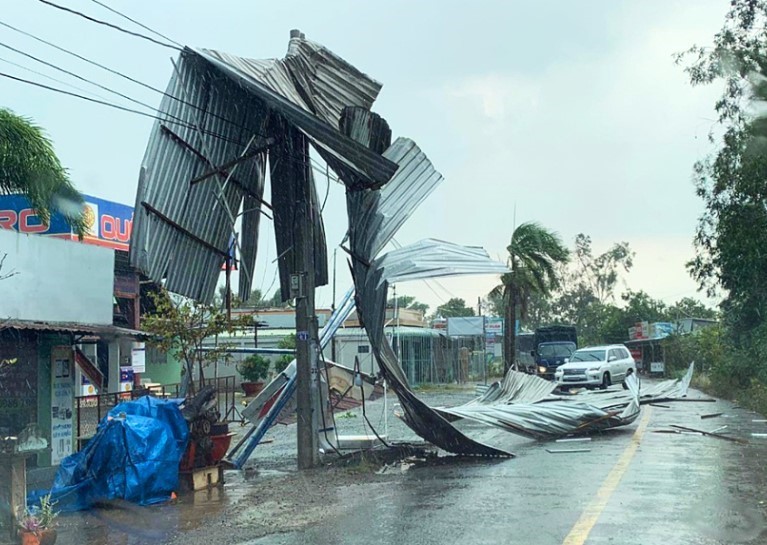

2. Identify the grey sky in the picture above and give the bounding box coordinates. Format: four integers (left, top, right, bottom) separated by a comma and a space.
1, 1, 728, 311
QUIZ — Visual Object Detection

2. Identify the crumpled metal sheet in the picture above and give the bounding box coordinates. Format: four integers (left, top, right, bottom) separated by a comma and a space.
195, 46, 397, 189
438, 364, 695, 440
465, 370, 558, 406
131, 51, 270, 302
438, 373, 641, 440
131, 35, 399, 303
338, 107, 513, 456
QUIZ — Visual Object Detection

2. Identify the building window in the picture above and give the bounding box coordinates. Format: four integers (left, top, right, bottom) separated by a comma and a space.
357, 345, 370, 354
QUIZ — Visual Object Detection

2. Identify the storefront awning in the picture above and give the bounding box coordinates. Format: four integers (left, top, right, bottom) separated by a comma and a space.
0, 319, 152, 340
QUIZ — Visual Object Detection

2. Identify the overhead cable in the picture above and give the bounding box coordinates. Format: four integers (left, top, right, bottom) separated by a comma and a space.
37, 0, 181, 51
88, 0, 183, 48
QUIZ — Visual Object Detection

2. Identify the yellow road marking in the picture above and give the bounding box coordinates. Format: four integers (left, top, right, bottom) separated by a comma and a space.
562, 407, 653, 545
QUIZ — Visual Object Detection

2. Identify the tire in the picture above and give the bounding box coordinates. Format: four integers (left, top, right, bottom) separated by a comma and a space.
600, 372, 611, 390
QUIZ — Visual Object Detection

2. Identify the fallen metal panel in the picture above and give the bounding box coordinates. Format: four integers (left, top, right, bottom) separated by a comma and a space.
438, 373, 641, 440
130, 52, 271, 302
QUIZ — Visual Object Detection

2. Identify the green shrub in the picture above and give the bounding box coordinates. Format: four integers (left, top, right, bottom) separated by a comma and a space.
237, 354, 270, 383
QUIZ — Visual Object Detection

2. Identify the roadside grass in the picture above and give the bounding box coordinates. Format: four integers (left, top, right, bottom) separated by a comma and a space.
692, 373, 767, 417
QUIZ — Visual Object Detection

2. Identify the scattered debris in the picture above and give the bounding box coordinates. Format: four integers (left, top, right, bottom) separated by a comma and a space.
751, 433, 767, 438
670, 424, 748, 444
710, 425, 728, 434
752, 419, 767, 423
546, 448, 591, 454
649, 404, 671, 408
555, 437, 592, 443
701, 412, 724, 419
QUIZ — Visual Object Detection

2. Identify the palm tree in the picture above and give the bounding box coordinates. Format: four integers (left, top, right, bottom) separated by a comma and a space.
0, 108, 85, 235
490, 222, 569, 374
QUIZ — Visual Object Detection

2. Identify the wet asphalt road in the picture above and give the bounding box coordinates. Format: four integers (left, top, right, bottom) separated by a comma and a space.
49, 384, 767, 545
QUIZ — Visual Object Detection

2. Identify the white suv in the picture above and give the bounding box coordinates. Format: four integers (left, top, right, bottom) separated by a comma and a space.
554, 345, 635, 390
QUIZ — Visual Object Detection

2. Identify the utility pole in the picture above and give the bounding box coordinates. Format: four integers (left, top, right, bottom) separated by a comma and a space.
291, 28, 319, 470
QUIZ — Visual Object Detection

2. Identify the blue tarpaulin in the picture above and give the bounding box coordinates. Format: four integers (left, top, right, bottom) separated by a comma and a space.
30, 396, 189, 511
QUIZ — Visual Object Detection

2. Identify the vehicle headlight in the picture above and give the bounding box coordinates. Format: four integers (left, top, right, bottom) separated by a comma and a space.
588, 367, 600, 372
538, 366, 547, 374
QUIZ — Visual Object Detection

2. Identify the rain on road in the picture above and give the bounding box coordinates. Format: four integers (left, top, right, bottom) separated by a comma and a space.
52, 386, 767, 545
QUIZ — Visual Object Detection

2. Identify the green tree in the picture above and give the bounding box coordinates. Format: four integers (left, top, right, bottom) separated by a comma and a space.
387, 294, 429, 315
667, 297, 718, 321
274, 333, 296, 374
679, 0, 767, 338
599, 290, 669, 344
142, 288, 253, 394
549, 235, 634, 343
436, 298, 475, 318
489, 222, 569, 373
0, 108, 85, 235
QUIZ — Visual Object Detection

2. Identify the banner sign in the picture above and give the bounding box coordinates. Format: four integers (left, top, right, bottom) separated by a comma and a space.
0, 194, 133, 251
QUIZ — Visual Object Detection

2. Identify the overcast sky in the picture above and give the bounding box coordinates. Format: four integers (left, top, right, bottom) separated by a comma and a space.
1, 0, 729, 312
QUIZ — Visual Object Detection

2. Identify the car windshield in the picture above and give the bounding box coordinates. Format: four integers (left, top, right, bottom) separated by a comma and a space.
538, 343, 575, 357
570, 349, 606, 362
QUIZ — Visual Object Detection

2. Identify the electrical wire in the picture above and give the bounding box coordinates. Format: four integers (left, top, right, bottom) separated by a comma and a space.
37, 0, 181, 51
0, 53, 113, 103
0, 20, 347, 186
88, 0, 183, 48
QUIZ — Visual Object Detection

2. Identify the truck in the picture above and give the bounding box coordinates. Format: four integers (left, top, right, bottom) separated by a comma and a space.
530, 325, 578, 379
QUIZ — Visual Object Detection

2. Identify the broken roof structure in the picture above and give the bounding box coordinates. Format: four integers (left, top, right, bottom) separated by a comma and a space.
130, 34, 398, 303
132, 32, 516, 458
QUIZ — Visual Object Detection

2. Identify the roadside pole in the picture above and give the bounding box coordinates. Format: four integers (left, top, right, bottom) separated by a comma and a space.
292, 28, 319, 469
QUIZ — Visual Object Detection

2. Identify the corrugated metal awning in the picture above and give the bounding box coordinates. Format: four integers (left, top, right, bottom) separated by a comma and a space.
0, 319, 151, 339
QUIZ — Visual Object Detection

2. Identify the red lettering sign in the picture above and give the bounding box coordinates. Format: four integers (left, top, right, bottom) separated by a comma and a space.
19, 209, 48, 234
0, 210, 17, 230
101, 215, 132, 243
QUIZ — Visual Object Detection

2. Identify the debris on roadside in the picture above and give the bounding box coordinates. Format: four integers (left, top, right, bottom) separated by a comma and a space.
701, 412, 724, 419
751, 433, 767, 438
752, 419, 767, 423
649, 404, 671, 408
545, 448, 591, 454
670, 424, 748, 444
555, 437, 592, 443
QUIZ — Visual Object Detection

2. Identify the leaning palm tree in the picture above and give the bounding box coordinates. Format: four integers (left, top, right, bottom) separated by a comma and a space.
0, 108, 85, 235
490, 222, 569, 373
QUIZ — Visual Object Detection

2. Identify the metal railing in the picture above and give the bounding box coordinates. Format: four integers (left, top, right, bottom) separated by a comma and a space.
75, 376, 238, 449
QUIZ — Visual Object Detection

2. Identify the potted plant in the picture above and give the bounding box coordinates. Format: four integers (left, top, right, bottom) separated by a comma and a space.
18, 494, 58, 545
237, 354, 270, 396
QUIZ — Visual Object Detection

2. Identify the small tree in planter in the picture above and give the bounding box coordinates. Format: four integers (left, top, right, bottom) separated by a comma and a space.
273, 333, 296, 375
17, 494, 57, 545
237, 355, 270, 396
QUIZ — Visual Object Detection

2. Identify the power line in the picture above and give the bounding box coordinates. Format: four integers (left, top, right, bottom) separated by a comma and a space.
37, 0, 180, 51
0, 39, 169, 121
88, 0, 183, 48
0, 54, 113, 103
0, 19, 346, 186
0, 70, 243, 146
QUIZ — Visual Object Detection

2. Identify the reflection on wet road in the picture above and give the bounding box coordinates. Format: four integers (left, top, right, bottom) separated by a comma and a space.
52, 389, 767, 545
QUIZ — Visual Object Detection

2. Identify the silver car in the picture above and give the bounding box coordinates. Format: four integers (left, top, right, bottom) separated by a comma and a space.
554, 345, 635, 389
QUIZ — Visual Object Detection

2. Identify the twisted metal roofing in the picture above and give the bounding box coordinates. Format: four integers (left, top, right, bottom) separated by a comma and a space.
131, 36, 398, 303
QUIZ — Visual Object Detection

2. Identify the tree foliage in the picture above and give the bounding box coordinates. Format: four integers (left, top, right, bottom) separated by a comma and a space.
489, 222, 569, 371
387, 294, 429, 315
274, 333, 296, 374
142, 288, 253, 392
436, 298, 475, 318
0, 108, 86, 235
679, 0, 767, 336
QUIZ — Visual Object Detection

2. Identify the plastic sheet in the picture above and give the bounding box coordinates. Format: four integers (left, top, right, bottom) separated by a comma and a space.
30, 396, 188, 511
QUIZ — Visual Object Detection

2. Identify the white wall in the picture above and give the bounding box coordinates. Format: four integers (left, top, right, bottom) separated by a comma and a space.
0, 230, 114, 324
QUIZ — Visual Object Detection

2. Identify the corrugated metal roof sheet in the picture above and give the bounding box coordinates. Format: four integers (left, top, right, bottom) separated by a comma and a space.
131, 36, 398, 304
1, 319, 150, 339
